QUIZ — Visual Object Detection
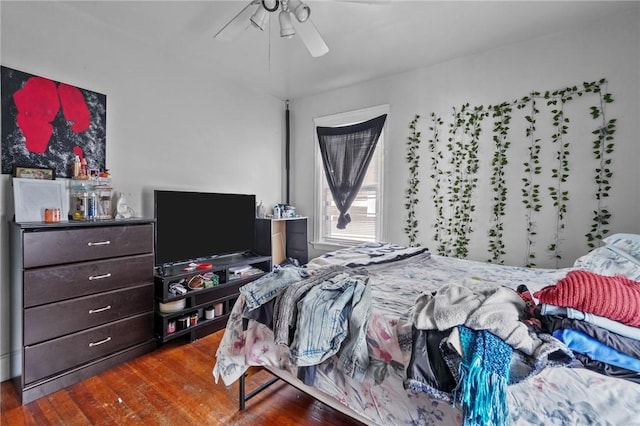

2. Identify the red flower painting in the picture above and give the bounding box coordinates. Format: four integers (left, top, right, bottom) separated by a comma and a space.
1, 66, 106, 177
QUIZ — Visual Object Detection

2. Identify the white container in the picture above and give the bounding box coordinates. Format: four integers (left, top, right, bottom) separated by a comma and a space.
205, 307, 215, 320
214, 303, 224, 316
159, 298, 186, 313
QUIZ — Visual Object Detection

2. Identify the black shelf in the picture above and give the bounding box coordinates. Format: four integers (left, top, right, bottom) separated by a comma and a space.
255, 217, 308, 266
157, 314, 229, 344
154, 253, 271, 344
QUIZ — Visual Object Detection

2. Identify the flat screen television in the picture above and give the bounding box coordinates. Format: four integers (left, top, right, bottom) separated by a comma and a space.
154, 190, 256, 266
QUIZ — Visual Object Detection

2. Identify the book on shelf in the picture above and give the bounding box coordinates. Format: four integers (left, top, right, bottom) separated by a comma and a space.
228, 267, 264, 280
228, 264, 251, 274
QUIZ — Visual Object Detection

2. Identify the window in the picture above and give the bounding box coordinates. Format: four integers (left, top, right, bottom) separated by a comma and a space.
313, 105, 388, 247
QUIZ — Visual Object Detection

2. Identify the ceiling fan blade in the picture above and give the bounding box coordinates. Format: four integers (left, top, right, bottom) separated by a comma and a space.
294, 18, 329, 57
214, 1, 259, 42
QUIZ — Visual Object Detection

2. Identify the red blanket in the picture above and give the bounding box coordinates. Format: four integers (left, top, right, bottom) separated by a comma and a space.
534, 270, 640, 327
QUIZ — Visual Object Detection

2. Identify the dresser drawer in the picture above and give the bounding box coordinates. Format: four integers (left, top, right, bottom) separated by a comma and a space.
23, 224, 153, 268
23, 312, 154, 384
24, 284, 153, 345
24, 254, 154, 308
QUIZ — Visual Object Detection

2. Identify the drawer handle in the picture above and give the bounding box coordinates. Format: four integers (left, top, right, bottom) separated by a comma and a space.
89, 336, 112, 347
89, 305, 112, 314
89, 273, 112, 281
88, 240, 111, 246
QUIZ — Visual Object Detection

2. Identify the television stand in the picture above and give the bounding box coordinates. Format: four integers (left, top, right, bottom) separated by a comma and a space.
153, 253, 272, 345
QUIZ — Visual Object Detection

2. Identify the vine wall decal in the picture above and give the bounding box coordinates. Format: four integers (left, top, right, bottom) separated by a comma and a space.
488, 102, 513, 264
428, 113, 446, 254
519, 93, 542, 267
404, 115, 422, 247
405, 79, 615, 266
585, 80, 616, 248
546, 88, 571, 267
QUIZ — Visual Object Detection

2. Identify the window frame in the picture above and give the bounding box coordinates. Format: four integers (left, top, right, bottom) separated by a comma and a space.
312, 104, 389, 250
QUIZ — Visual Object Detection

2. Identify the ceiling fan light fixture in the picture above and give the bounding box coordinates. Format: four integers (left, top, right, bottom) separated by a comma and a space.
287, 0, 310, 23
279, 10, 295, 38
250, 4, 269, 31
262, 0, 280, 12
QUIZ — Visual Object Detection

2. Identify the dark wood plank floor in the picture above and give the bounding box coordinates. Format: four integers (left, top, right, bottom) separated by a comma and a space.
1, 330, 363, 425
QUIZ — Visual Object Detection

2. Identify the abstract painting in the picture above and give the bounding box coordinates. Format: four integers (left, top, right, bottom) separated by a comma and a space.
1, 66, 106, 178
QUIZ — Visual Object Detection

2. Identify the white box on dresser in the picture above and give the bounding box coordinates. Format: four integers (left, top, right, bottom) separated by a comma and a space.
9, 218, 157, 404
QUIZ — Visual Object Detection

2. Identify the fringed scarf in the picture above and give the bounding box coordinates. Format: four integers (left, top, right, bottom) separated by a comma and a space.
456, 326, 512, 426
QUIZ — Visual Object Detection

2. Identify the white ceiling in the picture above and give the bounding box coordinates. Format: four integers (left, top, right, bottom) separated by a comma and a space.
58, 0, 635, 101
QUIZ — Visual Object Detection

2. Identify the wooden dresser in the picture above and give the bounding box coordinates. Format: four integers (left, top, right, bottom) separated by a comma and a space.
9, 218, 157, 404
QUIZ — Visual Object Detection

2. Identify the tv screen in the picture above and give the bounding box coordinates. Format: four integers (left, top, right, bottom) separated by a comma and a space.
154, 190, 256, 266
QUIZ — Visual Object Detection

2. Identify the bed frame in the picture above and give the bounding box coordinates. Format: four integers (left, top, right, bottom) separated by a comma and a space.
238, 366, 374, 425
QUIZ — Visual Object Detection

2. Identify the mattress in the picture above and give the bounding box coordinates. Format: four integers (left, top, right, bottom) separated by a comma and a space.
213, 243, 640, 425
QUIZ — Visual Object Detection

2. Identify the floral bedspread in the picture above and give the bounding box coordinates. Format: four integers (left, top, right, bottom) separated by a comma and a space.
213, 250, 640, 426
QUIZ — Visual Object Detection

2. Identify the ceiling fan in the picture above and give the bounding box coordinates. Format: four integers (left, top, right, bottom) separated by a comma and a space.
214, 0, 329, 58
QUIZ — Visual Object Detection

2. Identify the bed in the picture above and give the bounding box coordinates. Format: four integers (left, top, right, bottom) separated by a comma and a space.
213, 237, 640, 425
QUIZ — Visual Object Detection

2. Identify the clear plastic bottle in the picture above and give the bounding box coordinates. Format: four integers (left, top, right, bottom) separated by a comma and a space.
72, 155, 81, 178
87, 191, 97, 219
80, 158, 88, 178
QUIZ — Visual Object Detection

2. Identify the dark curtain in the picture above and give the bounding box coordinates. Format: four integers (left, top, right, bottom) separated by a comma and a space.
316, 114, 387, 229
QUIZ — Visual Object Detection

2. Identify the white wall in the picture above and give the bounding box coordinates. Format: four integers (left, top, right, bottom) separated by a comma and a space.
290, 7, 640, 265
0, 2, 284, 381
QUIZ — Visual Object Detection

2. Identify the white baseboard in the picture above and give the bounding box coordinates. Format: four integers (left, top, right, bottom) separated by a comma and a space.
1, 351, 15, 382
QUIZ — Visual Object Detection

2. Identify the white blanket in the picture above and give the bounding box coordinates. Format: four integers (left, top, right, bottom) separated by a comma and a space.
307, 241, 429, 269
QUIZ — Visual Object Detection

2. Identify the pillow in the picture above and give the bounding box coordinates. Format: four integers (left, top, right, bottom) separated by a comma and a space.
606, 246, 640, 267
574, 246, 640, 281
602, 233, 640, 264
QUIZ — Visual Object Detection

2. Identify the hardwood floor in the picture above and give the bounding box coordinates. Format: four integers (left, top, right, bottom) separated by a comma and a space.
1, 330, 363, 425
